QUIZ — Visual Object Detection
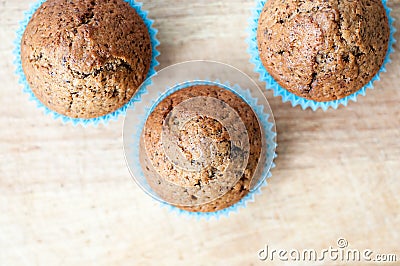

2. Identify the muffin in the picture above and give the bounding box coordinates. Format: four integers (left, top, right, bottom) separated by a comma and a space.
139, 84, 263, 212
20, 0, 152, 118
257, 0, 390, 102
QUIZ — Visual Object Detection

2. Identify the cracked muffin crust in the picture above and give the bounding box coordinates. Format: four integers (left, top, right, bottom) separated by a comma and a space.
21, 0, 152, 118
140, 85, 262, 212
257, 0, 390, 102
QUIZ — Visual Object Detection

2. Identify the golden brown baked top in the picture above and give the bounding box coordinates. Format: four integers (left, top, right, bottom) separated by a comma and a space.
21, 0, 152, 118
140, 84, 263, 212
257, 0, 389, 102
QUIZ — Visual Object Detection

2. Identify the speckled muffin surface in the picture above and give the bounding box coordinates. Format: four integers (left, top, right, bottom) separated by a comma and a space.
21, 0, 152, 118
257, 0, 390, 102
140, 85, 263, 212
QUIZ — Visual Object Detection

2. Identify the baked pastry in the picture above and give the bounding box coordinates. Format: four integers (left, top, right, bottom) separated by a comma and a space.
140, 84, 263, 212
21, 0, 152, 118
257, 0, 390, 102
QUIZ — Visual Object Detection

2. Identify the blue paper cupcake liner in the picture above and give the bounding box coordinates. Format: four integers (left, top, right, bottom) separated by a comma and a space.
13, 0, 160, 126
247, 0, 396, 111
129, 80, 277, 220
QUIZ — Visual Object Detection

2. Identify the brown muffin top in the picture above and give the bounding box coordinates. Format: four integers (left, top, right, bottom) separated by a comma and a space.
140, 84, 263, 212
257, 0, 389, 102
21, 0, 152, 118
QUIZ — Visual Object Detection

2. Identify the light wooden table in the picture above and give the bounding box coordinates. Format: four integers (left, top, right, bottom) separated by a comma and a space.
1, 1, 399, 265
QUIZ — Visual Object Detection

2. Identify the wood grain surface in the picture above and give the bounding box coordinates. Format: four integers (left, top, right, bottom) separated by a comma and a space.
1, 0, 399, 265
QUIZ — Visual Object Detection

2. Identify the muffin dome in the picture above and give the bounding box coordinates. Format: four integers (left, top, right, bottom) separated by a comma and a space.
140, 85, 263, 212
21, 0, 152, 118
257, 0, 390, 102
